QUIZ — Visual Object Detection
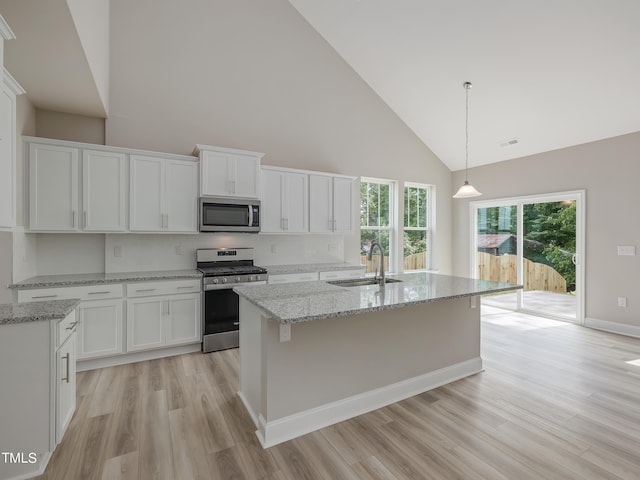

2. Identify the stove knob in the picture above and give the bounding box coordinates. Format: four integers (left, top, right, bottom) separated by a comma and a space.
212, 278, 219, 284
249, 275, 255, 282
221, 278, 227, 284
236, 276, 241, 282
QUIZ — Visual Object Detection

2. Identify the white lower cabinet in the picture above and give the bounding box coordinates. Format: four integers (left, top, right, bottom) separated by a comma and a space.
127, 296, 165, 352
126, 279, 201, 352
77, 299, 123, 359
19, 284, 124, 361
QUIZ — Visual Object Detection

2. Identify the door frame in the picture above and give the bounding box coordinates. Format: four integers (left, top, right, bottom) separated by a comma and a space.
470, 190, 585, 324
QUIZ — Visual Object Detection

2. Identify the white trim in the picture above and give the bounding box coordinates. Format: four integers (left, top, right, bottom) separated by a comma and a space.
253, 357, 483, 448
585, 317, 640, 339
0, 15, 16, 40
4, 68, 25, 95
193, 143, 265, 159
76, 343, 201, 371
238, 391, 260, 428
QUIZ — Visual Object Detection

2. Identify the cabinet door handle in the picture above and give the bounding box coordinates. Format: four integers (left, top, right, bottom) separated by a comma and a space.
232, 180, 236, 194
72, 210, 76, 228
66, 321, 79, 331
84, 210, 87, 227
285, 218, 289, 231
61, 353, 70, 383
32, 294, 58, 299
233, 322, 239, 326
166, 300, 171, 316
88, 291, 111, 295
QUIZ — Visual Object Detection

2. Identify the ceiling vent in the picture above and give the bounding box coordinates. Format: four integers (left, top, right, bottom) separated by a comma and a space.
500, 138, 519, 147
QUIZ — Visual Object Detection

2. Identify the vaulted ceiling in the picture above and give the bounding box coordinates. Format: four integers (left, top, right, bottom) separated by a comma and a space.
2, 1, 639, 171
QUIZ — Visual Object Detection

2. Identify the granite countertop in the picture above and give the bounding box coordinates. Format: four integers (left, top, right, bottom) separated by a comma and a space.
9, 269, 202, 289
0, 299, 81, 326
234, 272, 522, 324
265, 263, 366, 275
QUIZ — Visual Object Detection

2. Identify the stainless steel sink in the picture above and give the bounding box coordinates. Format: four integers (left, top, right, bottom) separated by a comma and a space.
327, 278, 402, 287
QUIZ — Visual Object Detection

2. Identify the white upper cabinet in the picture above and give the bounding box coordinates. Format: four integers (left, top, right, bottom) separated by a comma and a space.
261, 167, 309, 233
195, 144, 263, 198
130, 154, 198, 233
28, 139, 129, 232
0, 69, 24, 228
165, 159, 198, 232
29, 143, 79, 231
309, 174, 355, 234
82, 149, 126, 231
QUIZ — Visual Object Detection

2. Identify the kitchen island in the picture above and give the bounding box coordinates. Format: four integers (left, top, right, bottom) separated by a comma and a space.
234, 272, 521, 448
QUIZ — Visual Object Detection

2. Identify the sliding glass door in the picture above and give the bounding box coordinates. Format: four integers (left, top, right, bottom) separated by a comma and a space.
473, 191, 584, 323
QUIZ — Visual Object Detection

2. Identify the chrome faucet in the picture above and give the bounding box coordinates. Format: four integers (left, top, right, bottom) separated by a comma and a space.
367, 241, 385, 285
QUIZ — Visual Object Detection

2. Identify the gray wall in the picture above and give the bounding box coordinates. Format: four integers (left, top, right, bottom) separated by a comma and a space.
452, 131, 640, 328
105, 0, 453, 274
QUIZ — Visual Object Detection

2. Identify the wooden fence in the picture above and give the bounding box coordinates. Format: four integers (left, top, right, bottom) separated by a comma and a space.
476, 252, 566, 293
360, 253, 427, 273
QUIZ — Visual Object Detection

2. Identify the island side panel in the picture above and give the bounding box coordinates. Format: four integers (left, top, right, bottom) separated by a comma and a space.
262, 297, 481, 422
238, 298, 263, 427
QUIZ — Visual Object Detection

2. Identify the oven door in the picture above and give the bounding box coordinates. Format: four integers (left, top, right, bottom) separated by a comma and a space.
202, 281, 266, 352
200, 197, 260, 233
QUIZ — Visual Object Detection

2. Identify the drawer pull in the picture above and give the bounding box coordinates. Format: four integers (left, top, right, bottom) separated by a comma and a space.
177, 286, 195, 290
88, 291, 111, 295
32, 294, 58, 299
136, 288, 156, 292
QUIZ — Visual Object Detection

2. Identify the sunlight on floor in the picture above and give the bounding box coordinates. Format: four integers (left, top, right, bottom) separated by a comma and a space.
481, 304, 571, 331
625, 358, 640, 367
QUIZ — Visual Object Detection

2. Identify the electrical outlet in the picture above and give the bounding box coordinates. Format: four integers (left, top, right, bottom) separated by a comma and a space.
617, 245, 636, 256
618, 296, 628, 307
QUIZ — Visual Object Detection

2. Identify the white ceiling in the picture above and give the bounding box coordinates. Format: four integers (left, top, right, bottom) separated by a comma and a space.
2, 1, 640, 170
288, 0, 640, 171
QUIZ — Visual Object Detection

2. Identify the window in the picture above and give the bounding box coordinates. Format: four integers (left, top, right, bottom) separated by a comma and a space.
360, 179, 393, 274
360, 179, 433, 273
404, 183, 431, 271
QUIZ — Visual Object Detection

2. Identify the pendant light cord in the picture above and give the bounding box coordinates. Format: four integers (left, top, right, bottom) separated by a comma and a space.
464, 82, 470, 182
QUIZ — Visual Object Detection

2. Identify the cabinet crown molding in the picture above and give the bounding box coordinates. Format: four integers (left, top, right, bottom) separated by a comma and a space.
0, 15, 16, 40
4, 67, 25, 95
193, 144, 265, 159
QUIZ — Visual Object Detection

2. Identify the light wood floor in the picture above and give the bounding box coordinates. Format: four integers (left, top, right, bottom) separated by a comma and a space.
37, 307, 640, 480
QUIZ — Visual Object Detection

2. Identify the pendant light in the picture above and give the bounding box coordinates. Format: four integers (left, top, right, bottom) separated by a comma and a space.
453, 81, 482, 198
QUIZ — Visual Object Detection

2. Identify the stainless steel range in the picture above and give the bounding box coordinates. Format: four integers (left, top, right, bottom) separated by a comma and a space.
197, 248, 268, 353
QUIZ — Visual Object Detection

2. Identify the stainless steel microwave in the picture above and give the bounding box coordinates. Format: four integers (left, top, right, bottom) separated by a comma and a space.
199, 197, 260, 233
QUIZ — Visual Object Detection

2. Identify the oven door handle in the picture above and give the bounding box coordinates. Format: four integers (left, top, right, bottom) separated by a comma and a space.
203, 281, 267, 291
248, 205, 253, 227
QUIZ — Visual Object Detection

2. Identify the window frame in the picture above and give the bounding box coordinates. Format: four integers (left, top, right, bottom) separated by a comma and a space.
360, 177, 395, 272
360, 178, 434, 274
402, 181, 434, 272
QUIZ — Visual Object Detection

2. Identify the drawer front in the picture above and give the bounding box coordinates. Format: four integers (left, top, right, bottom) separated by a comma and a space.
57, 309, 78, 349
18, 284, 123, 302
126, 279, 201, 298
268, 272, 319, 284
319, 269, 366, 281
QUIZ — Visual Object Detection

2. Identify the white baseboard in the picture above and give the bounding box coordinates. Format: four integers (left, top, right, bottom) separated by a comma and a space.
76, 343, 201, 371
585, 317, 640, 338
253, 356, 483, 448
238, 391, 260, 428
